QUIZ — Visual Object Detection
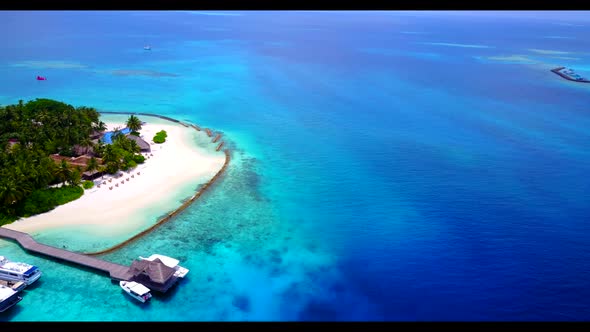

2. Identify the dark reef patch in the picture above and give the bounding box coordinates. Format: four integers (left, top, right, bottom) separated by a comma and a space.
203, 237, 222, 254
232, 294, 251, 312
298, 300, 340, 321
268, 249, 283, 264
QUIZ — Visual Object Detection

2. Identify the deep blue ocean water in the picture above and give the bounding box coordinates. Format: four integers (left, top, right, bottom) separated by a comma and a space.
0, 11, 589, 321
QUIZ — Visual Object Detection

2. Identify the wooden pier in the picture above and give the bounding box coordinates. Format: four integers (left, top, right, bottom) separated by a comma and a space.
0, 227, 132, 281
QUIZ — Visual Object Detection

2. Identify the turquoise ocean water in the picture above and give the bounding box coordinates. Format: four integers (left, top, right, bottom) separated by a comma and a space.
0, 11, 590, 321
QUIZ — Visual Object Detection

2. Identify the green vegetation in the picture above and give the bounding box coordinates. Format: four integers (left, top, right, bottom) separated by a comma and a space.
133, 154, 145, 164
86, 156, 99, 173
19, 185, 84, 217
99, 133, 143, 174
122, 160, 137, 171
153, 130, 167, 144
0, 98, 102, 224
1, 185, 84, 225
126, 114, 142, 132
93, 115, 145, 174
0, 100, 149, 225
82, 180, 94, 189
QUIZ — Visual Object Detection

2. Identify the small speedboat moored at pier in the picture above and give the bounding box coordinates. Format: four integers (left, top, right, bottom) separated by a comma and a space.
120, 281, 152, 303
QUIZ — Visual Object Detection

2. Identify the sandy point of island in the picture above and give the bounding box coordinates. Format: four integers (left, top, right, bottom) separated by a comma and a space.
3, 114, 226, 238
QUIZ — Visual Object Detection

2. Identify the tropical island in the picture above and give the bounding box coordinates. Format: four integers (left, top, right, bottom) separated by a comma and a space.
1, 99, 226, 249
0, 99, 158, 224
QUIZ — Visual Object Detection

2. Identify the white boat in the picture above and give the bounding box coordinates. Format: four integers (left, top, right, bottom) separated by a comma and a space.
120, 281, 152, 303
0, 284, 22, 313
139, 254, 189, 278
0, 256, 42, 285
0, 279, 27, 292
144, 45, 151, 50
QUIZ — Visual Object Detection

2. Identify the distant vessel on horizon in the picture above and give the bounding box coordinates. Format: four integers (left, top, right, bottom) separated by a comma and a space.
551, 67, 590, 83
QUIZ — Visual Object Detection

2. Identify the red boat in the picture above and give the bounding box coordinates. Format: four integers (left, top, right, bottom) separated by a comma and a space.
36, 76, 46, 81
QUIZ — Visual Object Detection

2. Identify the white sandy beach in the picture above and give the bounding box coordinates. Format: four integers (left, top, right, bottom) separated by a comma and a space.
3, 115, 226, 236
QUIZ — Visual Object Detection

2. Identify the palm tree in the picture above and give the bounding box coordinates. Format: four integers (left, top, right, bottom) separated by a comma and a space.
126, 115, 142, 132
86, 157, 99, 173
128, 140, 140, 154
55, 159, 71, 184
111, 126, 123, 141
0, 179, 23, 207
94, 120, 107, 133
102, 145, 121, 173
105, 161, 120, 175
94, 142, 105, 158
113, 132, 128, 147
79, 137, 94, 155
68, 168, 82, 187
35, 158, 56, 187
98, 164, 107, 180
102, 145, 118, 164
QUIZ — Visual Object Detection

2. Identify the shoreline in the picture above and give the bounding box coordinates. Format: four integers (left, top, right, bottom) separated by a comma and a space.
2, 113, 230, 254
86, 148, 230, 255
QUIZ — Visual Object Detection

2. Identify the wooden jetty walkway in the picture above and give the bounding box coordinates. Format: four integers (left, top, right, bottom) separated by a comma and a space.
0, 227, 132, 281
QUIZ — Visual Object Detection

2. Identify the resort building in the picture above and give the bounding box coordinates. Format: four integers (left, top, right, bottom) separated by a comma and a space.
125, 134, 151, 153
7, 138, 19, 148
49, 154, 104, 180
5, 139, 19, 151
100, 128, 151, 153
128, 258, 179, 293
90, 130, 103, 140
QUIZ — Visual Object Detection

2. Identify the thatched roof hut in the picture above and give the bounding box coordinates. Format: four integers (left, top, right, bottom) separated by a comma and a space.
125, 134, 151, 152
128, 258, 178, 292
